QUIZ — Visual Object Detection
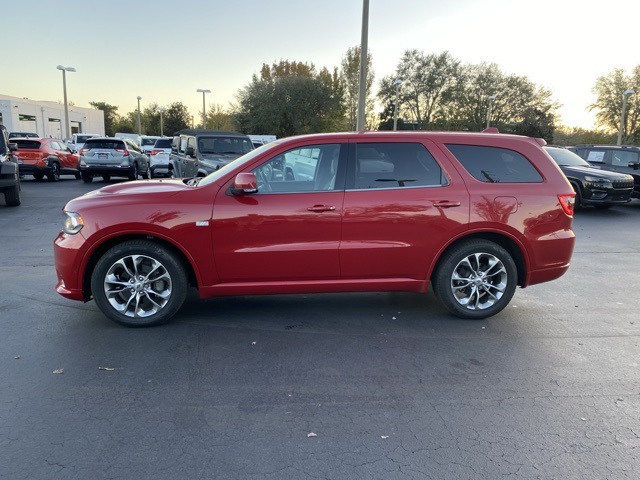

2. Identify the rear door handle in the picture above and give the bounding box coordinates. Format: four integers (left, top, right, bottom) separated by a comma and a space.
433, 201, 461, 208
307, 205, 336, 212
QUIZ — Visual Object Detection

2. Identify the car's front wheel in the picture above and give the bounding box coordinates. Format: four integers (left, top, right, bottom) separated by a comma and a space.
433, 239, 517, 319
91, 240, 188, 327
4, 184, 21, 206
82, 173, 93, 183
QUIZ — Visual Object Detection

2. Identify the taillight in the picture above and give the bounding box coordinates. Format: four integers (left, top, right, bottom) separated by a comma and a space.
78, 148, 88, 155
558, 193, 575, 216
115, 148, 130, 156
150, 149, 162, 156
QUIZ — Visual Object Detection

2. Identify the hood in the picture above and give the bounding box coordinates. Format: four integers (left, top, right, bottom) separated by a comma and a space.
95, 178, 189, 196
561, 165, 631, 180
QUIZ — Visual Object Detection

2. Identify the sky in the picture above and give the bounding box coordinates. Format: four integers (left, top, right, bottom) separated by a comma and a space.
4, 0, 639, 129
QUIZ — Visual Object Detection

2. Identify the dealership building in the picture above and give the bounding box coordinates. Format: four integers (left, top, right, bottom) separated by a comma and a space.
0, 94, 104, 139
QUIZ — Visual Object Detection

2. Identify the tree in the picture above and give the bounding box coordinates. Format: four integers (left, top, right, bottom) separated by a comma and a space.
590, 66, 640, 144
163, 102, 191, 136
340, 46, 375, 130
553, 126, 616, 146
204, 103, 234, 131
235, 61, 345, 137
89, 101, 119, 136
377, 50, 462, 130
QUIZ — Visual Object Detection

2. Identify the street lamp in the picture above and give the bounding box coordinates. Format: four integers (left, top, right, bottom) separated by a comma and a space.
56, 65, 76, 141
356, 0, 369, 131
617, 89, 635, 145
156, 107, 167, 136
393, 79, 403, 131
196, 89, 211, 129
136, 96, 142, 136
486, 95, 496, 129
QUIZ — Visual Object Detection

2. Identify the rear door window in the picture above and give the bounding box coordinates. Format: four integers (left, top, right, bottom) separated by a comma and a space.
446, 144, 543, 183
350, 142, 447, 189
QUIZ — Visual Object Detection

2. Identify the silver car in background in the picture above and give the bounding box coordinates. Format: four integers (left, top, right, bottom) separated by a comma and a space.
78, 137, 150, 183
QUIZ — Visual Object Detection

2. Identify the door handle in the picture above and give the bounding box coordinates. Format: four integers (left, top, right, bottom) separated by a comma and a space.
433, 201, 461, 208
307, 205, 336, 212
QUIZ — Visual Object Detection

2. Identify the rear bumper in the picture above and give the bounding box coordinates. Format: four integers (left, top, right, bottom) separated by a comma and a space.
80, 165, 134, 177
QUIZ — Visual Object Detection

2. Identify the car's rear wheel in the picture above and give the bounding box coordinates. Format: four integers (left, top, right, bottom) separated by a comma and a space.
4, 184, 21, 206
91, 240, 188, 327
141, 164, 149, 179
48, 162, 60, 182
82, 173, 93, 183
129, 163, 139, 181
433, 239, 517, 319
33, 173, 44, 181
102, 175, 111, 181
75, 171, 81, 180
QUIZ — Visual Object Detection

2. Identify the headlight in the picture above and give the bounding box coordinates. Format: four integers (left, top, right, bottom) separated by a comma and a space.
584, 176, 612, 188
63, 211, 85, 235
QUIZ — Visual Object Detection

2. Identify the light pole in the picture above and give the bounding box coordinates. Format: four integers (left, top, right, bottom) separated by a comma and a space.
356, 0, 369, 131
393, 79, 403, 131
56, 65, 76, 141
156, 107, 166, 136
617, 89, 635, 145
196, 89, 211, 129
136, 96, 142, 136
486, 95, 496, 129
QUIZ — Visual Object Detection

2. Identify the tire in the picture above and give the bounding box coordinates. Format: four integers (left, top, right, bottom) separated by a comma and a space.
571, 183, 582, 210
33, 173, 45, 181
129, 163, 139, 181
91, 240, 188, 327
75, 171, 81, 180
167, 168, 175, 178
82, 173, 93, 183
433, 239, 517, 320
102, 175, 111, 181
141, 164, 149, 179
48, 162, 60, 182
4, 184, 21, 207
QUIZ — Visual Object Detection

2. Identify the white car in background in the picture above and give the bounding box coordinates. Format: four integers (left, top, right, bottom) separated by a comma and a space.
140, 135, 160, 156
149, 137, 173, 178
68, 133, 100, 152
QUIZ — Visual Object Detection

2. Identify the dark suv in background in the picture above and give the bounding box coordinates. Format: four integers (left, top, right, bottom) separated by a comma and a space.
170, 129, 253, 178
0, 125, 20, 206
544, 146, 634, 208
568, 145, 640, 199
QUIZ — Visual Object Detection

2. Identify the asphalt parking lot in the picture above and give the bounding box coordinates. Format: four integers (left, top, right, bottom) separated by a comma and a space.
1, 178, 640, 479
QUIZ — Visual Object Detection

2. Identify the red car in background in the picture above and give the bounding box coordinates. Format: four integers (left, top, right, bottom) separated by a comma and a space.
13, 137, 80, 181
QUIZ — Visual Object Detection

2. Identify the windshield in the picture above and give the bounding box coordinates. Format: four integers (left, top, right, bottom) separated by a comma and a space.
198, 137, 253, 155
198, 142, 279, 187
76, 135, 95, 143
141, 137, 158, 146
545, 147, 590, 167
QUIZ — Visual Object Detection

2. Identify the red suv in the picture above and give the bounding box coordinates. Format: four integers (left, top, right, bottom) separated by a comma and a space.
54, 131, 576, 327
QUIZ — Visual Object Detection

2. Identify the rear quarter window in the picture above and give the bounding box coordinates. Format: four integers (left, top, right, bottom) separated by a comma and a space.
446, 144, 543, 183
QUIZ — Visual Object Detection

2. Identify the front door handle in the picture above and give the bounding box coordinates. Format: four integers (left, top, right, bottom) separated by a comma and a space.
307, 205, 336, 212
433, 201, 461, 208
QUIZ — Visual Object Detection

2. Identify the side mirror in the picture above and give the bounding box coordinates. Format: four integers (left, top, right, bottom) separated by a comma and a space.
186, 146, 195, 157
231, 172, 258, 196
629, 161, 640, 170
8, 143, 17, 152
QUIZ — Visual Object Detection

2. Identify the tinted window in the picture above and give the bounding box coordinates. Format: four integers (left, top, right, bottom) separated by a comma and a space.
13, 140, 41, 149
140, 137, 158, 146
446, 144, 543, 183
84, 140, 125, 149
199, 136, 253, 155
611, 150, 639, 167
154, 138, 172, 148
544, 147, 590, 167
353, 142, 446, 189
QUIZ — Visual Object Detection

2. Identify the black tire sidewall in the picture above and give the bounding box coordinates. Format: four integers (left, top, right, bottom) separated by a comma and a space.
433, 240, 517, 320
91, 240, 188, 327
48, 162, 60, 182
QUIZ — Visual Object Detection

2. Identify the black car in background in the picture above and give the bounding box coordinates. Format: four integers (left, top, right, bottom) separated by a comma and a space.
568, 144, 640, 199
544, 146, 634, 209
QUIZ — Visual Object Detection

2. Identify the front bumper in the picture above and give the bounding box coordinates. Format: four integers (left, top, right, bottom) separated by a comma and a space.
53, 230, 88, 301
